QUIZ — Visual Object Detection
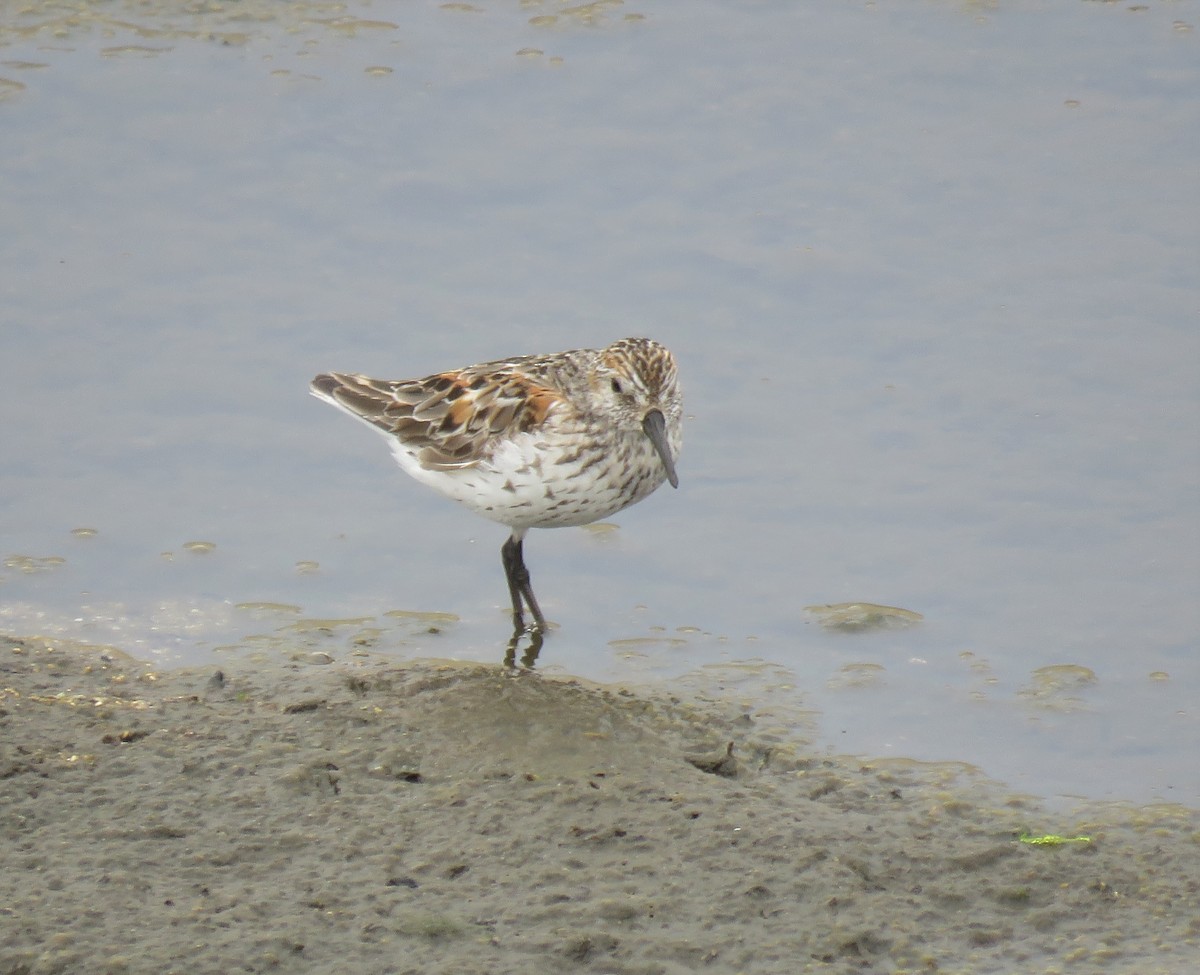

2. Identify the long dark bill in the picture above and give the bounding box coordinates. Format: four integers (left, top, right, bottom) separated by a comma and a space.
642, 410, 679, 489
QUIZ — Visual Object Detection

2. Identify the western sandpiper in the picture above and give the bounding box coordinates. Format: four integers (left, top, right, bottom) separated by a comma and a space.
310, 337, 682, 635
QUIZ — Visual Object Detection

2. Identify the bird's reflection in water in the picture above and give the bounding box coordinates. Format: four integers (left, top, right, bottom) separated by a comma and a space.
503, 626, 544, 670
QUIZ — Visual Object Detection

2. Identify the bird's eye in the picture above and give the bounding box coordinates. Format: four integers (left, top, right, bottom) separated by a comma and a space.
610, 378, 624, 395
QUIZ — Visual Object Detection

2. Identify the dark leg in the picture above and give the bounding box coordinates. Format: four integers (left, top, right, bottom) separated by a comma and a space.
501, 532, 547, 634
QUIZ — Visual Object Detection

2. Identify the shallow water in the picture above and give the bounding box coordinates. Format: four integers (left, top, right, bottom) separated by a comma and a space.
2, 0, 1197, 807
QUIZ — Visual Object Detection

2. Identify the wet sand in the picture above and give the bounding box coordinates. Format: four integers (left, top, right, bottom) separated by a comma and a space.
2, 635, 1197, 974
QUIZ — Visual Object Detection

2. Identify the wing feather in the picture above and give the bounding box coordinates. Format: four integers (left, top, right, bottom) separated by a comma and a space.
310, 364, 572, 472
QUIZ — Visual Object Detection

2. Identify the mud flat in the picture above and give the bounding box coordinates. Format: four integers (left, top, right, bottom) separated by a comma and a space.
2, 635, 1197, 974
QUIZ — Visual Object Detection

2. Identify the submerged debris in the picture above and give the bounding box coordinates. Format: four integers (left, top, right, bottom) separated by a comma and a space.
805, 602, 924, 632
